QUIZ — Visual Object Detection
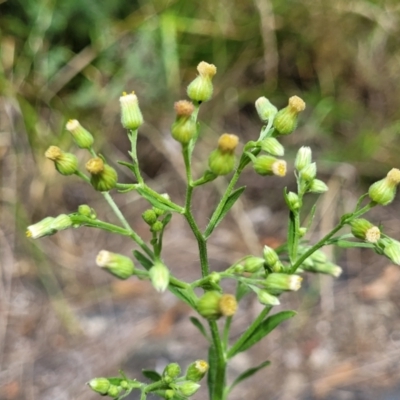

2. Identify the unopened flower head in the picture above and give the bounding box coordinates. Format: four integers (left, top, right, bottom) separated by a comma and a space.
119, 91, 144, 130
383, 239, 400, 265
208, 134, 239, 176
96, 250, 134, 279
253, 155, 287, 177
255, 97, 278, 123
197, 291, 222, 320
285, 191, 301, 211
260, 137, 284, 156
253, 286, 280, 306
187, 61, 217, 103
300, 162, 317, 182
368, 168, 400, 205
149, 261, 170, 292
176, 382, 201, 397
171, 100, 196, 144
87, 378, 110, 395
218, 294, 237, 317
163, 363, 181, 380
264, 273, 302, 292
350, 219, 380, 243
142, 209, 158, 225
273, 96, 306, 135
309, 179, 328, 193
26, 216, 55, 239
263, 245, 279, 267
302, 260, 342, 277
66, 119, 94, 149
295, 146, 312, 171
243, 256, 265, 273
86, 158, 118, 191
186, 360, 209, 382
51, 214, 73, 232
218, 133, 239, 153
45, 146, 78, 175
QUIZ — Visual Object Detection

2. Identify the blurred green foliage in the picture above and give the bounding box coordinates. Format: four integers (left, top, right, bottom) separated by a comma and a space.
1, 0, 400, 172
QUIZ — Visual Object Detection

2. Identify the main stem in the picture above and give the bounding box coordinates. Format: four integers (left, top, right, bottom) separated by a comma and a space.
209, 321, 226, 400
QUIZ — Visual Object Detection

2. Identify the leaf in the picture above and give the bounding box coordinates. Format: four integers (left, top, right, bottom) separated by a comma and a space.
229, 310, 296, 357
133, 250, 153, 270
162, 212, 172, 227
117, 160, 136, 172
136, 187, 181, 213
229, 360, 271, 392
205, 186, 246, 238
189, 317, 209, 340
207, 345, 217, 400
336, 240, 374, 249
169, 287, 197, 308
142, 369, 162, 382
287, 210, 297, 262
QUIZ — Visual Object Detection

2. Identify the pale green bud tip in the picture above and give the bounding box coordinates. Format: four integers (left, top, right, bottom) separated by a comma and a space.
383, 240, 400, 265
66, 119, 94, 149
26, 217, 55, 239
51, 214, 73, 231
295, 146, 312, 171
78, 204, 96, 219
197, 291, 222, 320
45, 146, 78, 175
310, 179, 328, 193
286, 191, 300, 211
119, 91, 144, 130
243, 256, 265, 273
163, 363, 181, 379
265, 273, 302, 291
96, 250, 135, 279
260, 137, 284, 156
186, 360, 209, 382
177, 382, 201, 397
300, 162, 317, 182
263, 245, 279, 267
149, 262, 170, 292
368, 168, 400, 205
219, 294, 237, 317
87, 378, 110, 395
255, 97, 278, 123
257, 290, 280, 306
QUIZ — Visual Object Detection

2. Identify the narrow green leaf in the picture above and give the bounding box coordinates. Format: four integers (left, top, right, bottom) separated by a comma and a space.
169, 287, 197, 308
205, 186, 246, 238
133, 250, 153, 270
336, 240, 374, 249
236, 281, 251, 302
142, 369, 161, 382
229, 360, 271, 392
117, 160, 136, 173
136, 187, 182, 213
230, 310, 296, 357
189, 317, 209, 340
287, 210, 296, 262
207, 345, 217, 399
162, 213, 172, 227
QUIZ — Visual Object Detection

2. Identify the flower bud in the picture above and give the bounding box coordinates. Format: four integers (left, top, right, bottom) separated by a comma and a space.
87, 378, 110, 395
259, 137, 284, 156
96, 250, 135, 279
263, 245, 279, 267
149, 261, 170, 292
51, 214, 73, 232
197, 291, 222, 320
171, 100, 196, 144
383, 239, 400, 265
176, 381, 201, 396
273, 96, 306, 135
151, 221, 163, 232
219, 294, 237, 317
285, 191, 301, 211
243, 256, 265, 273
86, 157, 118, 192
186, 360, 209, 382
107, 385, 121, 397
253, 155, 286, 177
66, 119, 94, 149
163, 363, 181, 380
368, 168, 400, 205
208, 134, 239, 176
142, 209, 158, 225
350, 219, 381, 243
187, 61, 217, 103
255, 97, 278, 123
119, 92, 144, 130
264, 273, 302, 292
302, 260, 342, 277
250, 285, 280, 306
298, 227, 307, 237
26, 217, 55, 239
209, 271, 221, 284
309, 179, 328, 193
45, 146, 78, 176
294, 146, 312, 171
78, 204, 96, 219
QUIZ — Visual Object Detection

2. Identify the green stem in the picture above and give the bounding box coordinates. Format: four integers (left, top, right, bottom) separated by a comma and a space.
209, 320, 226, 400
227, 306, 272, 359
128, 129, 144, 184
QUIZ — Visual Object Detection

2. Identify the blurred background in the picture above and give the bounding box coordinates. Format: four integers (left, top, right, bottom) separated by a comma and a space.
1, 0, 400, 399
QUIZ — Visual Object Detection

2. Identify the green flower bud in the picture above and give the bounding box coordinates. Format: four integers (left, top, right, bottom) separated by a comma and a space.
165, 389, 175, 399
253, 155, 286, 177
368, 168, 400, 205
66, 119, 94, 149
243, 256, 265, 273
298, 227, 307, 237
26, 217, 55, 239
153, 207, 165, 217
51, 214, 73, 232
294, 146, 312, 171
185, 360, 209, 382
208, 134, 239, 176
163, 363, 181, 380
219, 294, 237, 317
309, 179, 328, 193
119, 91, 144, 130
107, 385, 121, 397
96, 250, 135, 279
350, 219, 381, 243
383, 239, 400, 265
300, 162, 317, 182
149, 261, 170, 292
87, 377, 110, 395
209, 271, 221, 284
197, 291, 222, 320
273, 96, 306, 135
302, 261, 342, 277
285, 191, 301, 211
171, 100, 197, 144
259, 137, 284, 156
263, 245, 279, 267
250, 285, 280, 306
78, 204, 97, 219
176, 381, 201, 397
187, 61, 217, 103
264, 273, 302, 292
151, 221, 163, 232
86, 157, 118, 192
142, 209, 158, 225
255, 97, 278, 123
310, 249, 327, 264
45, 146, 78, 176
